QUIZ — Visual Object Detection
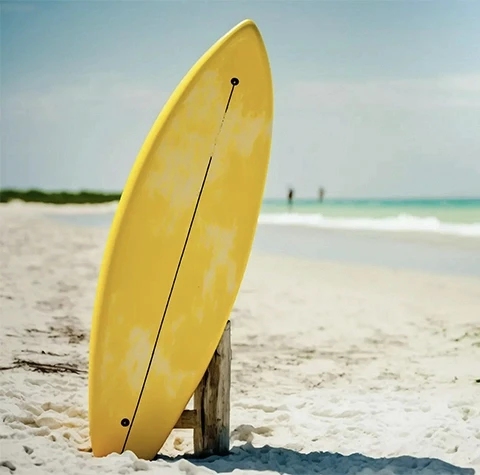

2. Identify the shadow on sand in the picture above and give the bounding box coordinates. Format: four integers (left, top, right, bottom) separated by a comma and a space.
157, 444, 475, 475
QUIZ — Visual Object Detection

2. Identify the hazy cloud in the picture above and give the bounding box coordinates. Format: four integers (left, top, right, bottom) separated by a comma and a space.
289, 74, 480, 110
4, 73, 170, 120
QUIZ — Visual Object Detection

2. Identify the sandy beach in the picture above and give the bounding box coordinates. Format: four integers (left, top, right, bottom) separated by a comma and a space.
0, 203, 479, 474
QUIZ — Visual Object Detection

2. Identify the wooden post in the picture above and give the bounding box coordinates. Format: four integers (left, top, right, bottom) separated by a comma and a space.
174, 320, 231, 457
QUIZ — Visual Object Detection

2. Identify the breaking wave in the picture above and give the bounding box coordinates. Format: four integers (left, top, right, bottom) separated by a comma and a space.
258, 213, 480, 237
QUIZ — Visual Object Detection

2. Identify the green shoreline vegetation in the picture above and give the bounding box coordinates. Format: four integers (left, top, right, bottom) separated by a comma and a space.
0, 189, 122, 204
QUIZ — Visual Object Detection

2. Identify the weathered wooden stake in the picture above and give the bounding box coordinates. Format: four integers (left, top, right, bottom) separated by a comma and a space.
174, 320, 231, 457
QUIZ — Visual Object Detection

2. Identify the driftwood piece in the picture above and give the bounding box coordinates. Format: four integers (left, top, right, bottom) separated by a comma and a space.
174, 320, 232, 457
0, 358, 85, 374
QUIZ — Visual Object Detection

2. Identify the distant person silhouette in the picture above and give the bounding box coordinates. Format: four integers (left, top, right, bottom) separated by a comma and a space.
319, 187, 325, 202
287, 188, 294, 207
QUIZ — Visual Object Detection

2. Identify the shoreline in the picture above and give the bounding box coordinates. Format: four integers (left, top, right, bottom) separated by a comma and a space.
254, 223, 480, 278
2, 201, 479, 277
0, 203, 480, 277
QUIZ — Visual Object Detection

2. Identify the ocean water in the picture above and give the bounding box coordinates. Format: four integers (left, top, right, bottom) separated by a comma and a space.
260, 198, 480, 237
45, 198, 480, 276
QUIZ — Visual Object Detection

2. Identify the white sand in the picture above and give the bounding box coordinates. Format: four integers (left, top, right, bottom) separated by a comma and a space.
0, 203, 479, 475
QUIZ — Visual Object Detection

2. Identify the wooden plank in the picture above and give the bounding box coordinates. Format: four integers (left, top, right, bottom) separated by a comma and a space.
193, 320, 231, 456
174, 409, 197, 429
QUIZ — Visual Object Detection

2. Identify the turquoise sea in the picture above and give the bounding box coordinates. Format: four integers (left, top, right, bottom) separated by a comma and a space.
262, 197, 480, 219
259, 198, 480, 237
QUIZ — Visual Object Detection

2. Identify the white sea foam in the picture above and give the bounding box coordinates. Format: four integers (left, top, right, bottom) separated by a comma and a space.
258, 213, 480, 237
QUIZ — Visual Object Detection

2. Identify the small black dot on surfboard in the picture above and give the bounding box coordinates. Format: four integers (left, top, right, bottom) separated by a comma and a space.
121, 418, 130, 427
231, 77, 239, 86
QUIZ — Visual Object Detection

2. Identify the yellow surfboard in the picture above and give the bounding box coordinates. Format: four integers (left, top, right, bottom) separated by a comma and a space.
88, 19, 273, 460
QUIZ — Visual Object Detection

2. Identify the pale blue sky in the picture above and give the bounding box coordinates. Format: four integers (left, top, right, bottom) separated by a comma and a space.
2, 0, 480, 198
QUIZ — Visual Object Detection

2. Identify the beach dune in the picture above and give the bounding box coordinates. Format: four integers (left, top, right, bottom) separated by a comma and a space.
0, 203, 479, 474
